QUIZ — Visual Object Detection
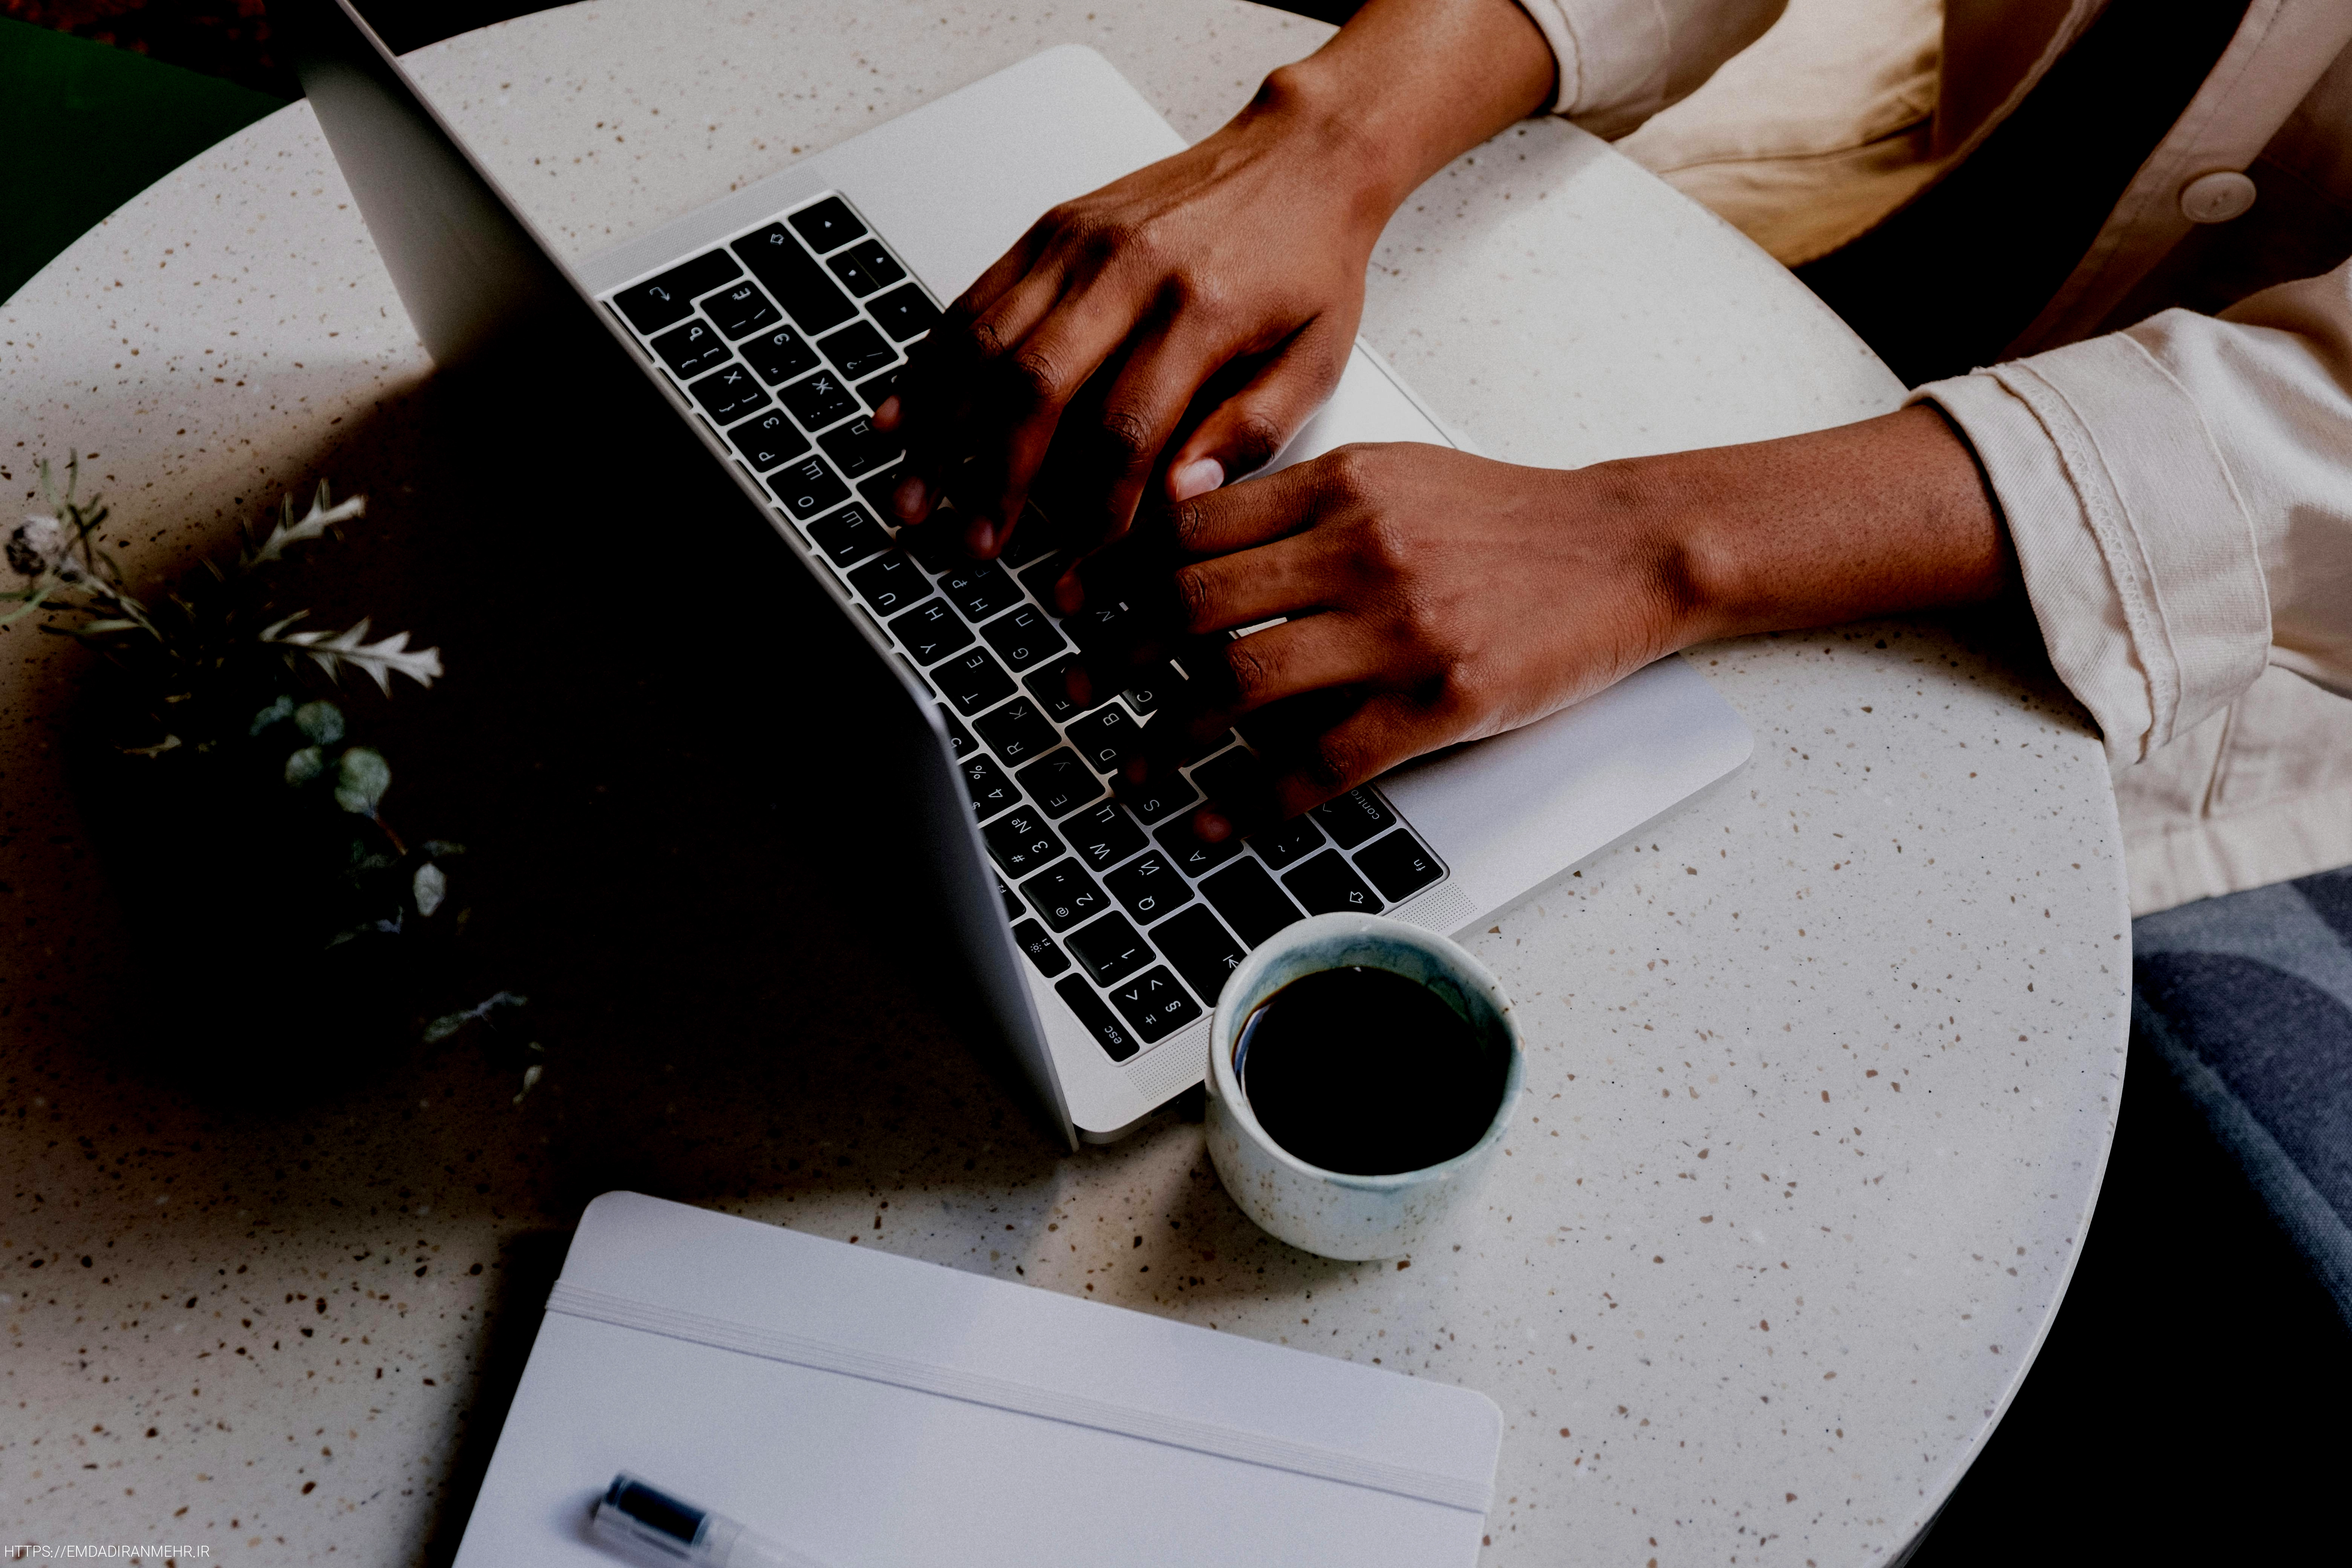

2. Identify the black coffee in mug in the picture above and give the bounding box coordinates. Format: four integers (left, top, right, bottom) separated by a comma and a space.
1234, 965, 1510, 1177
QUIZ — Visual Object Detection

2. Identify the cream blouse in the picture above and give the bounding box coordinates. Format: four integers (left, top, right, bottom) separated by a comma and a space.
1513, 0, 2352, 914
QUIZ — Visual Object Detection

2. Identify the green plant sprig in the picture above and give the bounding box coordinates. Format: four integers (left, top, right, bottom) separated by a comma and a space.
4, 457, 442, 752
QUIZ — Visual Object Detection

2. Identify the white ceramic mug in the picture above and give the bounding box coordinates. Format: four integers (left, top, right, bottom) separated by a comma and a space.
1203, 912, 1524, 1260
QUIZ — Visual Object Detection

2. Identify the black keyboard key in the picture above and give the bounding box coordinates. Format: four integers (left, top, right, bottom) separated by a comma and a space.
888, 597, 974, 666
1120, 663, 1179, 717
856, 463, 907, 516
1189, 745, 1271, 815
732, 222, 856, 334
817, 320, 897, 381
936, 648, 1015, 715
1014, 749, 1103, 819
780, 368, 859, 431
787, 196, 865, 254
1016, 551, 1072, 604
1283, 849, 1379, 916
728, 408, 807, 472
1354, 829, 1443, 902
1064, 799, 1148, 873
804, 503, 890, 568
994, 873, 1021, 919
1310, 787, 1397, 850
650, 316, 730, 378
741, 322, 821, 385
1055, 974, 1137, 1063
1023, 657, 1092, 724
1011, 919, 1069, 978
827, 237, 906, 296
981, 805, 1063, 879
1153, 906, 1247, 1006
1000, 507, 1057, 567
939, 706, 975, 760
1103, 851, 1193, 925
1154, 818, 1243, 879
938, 559, 1019, 623
978, 606, 1067, 673
1107, 966, 1200, 1043
959, 753, 1018, 821
847, 552, 926, 615
1202, 859, 1305, 946
1018, 859, 1112, 933
687, 361, 770, 423
612, 249, 740, 334
1066, 704, 1143, 773
1066, 913, 1154, 987
856, 366, 902, 411
869, 281, 942, 341
1251, 814, 1325, 870
1119, 772, 1199, 827
974, 695, 1059, 766
704, 279, 781, 339
818, 415, 900, 479
768, 457, 850, 520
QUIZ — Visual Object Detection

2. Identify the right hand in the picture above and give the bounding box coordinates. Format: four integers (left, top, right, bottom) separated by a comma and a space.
875, 71, 1392, 560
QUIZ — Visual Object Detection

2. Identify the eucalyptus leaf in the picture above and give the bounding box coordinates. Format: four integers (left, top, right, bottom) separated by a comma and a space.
334, 747, 391, 815
412, 861, 447, 917
294, 700, 345, 746
284, 746, 324, 786
249, 695, 296, 736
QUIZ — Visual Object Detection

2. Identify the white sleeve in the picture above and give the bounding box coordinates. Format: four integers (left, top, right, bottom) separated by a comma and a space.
1913, 256, 2352, 766
1512, 0, 1788, 138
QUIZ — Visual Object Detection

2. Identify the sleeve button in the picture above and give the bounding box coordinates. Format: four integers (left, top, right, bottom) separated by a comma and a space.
2179, 170, 2257, 224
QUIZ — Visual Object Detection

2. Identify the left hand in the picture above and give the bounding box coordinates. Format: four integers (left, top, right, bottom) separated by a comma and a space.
1060, 406, 2017, 840
1063, 441, 1700, 838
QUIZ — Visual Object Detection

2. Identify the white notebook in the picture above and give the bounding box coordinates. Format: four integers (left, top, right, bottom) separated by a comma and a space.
452, 1193, 1503, 1567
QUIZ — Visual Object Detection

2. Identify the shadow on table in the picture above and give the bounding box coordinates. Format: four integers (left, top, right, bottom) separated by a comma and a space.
51, 361, 1074, 1205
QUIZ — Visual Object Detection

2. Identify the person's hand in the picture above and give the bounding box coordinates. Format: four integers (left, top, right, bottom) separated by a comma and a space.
872, 95, 1386, 561
1062, 406, 2017, 840
872, 0, 1559, 560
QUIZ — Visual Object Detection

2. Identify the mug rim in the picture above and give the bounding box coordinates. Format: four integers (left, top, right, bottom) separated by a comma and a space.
1207, 912, 1524, 1192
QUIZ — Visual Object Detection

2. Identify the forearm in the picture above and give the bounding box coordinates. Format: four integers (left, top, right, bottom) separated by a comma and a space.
1247, 0, 1558, 216
1614, 405, 2018, 644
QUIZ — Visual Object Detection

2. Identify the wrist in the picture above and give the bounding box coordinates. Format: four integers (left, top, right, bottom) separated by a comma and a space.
1239, 59, 1425, 225
1590, 407, 2017, 647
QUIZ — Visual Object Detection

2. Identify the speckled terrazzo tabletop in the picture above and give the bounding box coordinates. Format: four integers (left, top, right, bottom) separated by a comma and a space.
0, 3, 2129, 1565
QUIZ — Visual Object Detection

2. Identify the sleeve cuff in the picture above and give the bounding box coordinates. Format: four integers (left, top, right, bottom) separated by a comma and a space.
1913, 333, 2271, 766
1511, 0, 1587, 118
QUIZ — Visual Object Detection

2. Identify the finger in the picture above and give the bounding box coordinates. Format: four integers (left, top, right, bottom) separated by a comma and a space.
883, 230, 1057, 518
893, 264, 1073, 527
1120, 612, 1381, 793
951, 287, 1158, 557
1162, 317, 1349, 501
1058, 461, 1323, 618
1257, 688, 1439, 822
1045, 323, 1232, 554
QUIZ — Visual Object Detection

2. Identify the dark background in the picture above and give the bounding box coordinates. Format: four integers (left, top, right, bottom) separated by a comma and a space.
6, 2, 2346, 1561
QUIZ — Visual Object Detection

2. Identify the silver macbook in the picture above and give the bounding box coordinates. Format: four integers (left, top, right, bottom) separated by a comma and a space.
289, 3, 1750, 1145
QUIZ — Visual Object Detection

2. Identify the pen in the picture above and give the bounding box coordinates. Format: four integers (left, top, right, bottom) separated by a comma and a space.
591, 1473, 831, 1568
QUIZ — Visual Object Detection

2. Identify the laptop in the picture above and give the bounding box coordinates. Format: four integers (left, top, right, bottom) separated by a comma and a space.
286, 0, 1752, 1146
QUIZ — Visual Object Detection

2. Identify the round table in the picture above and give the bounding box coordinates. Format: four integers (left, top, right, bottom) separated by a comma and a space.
0, 3, 2130, 1563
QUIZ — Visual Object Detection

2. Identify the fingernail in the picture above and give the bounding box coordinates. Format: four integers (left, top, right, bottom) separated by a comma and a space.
1169, 457, 1224, 503
874, 395, 902, 430
1194, 810, 1233, 844
892, 474, 930, 522
1053, 568, 1084, 616
1063, 665, 1093, 708
964, 516, 997, 557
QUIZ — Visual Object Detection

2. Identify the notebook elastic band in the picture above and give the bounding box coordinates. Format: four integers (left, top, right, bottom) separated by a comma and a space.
544, 1279, 1491, 1513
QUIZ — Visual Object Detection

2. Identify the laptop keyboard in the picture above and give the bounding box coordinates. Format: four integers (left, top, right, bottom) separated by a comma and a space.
601, 191, 1452, 1065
